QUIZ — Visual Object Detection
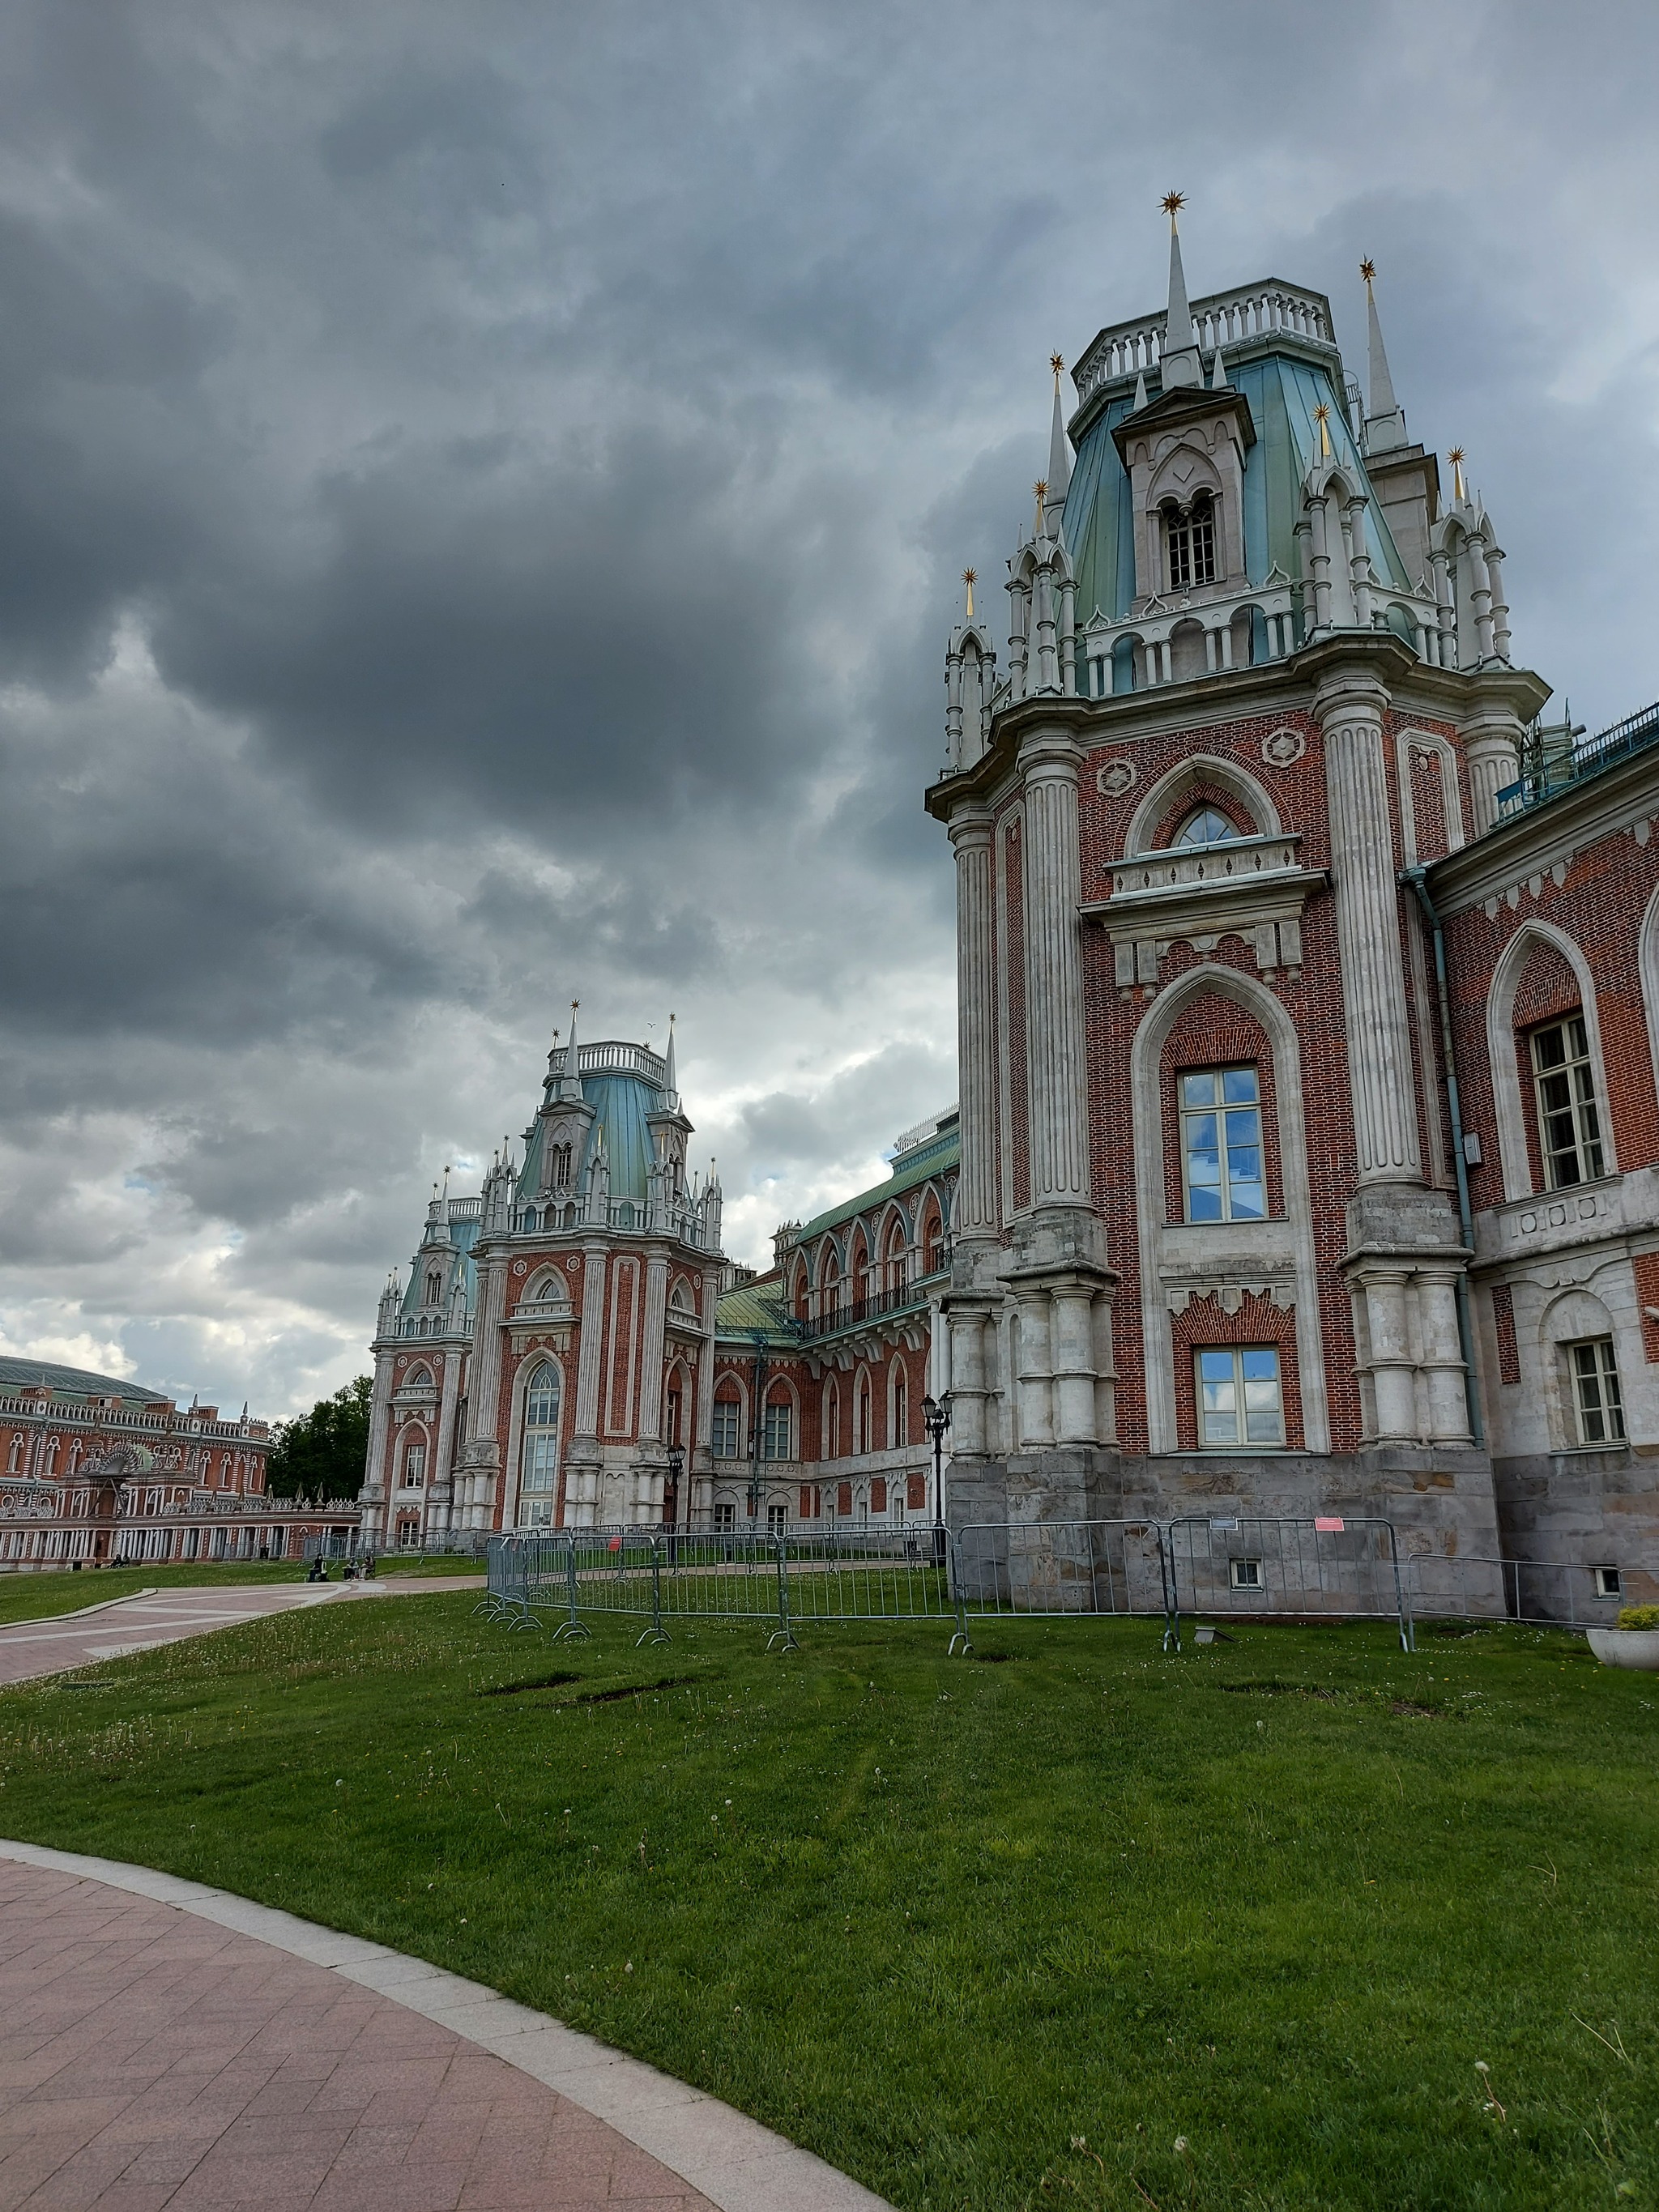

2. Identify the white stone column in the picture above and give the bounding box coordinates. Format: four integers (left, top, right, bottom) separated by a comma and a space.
359, 1347, 395, 1545
1485, 546, 1512, 663
463, 1251, 508, 1528
1419, 1269, 1473, 1443
1463, 708, 1523, 837
1431, 548, 1456, 664
1050, 1285, 1098, 1445
1467, 532, 1495, 662
1015, 1291, 1054, 1446
1361, 1268, 1418, 1441
637, 1252, 669, 1443
950, 809, 999, 1239
693, 1274, 719, 1479
1316, 672, 1422, 1183
947, 1308, 989, 1455
1347, 499, 1373, 629
1308, 497, 1334, 633
1020, 736, 1091, 1209
431, 1349, 461, 1538
1058, 573, 1077, 697
574, 1248, 608, 1438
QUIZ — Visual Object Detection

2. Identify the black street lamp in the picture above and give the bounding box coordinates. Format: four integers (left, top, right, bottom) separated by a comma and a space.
921, 1391, 952, 1564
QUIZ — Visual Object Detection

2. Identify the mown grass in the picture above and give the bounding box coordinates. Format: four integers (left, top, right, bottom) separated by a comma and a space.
0, 1554, 480, 1629
1, 1600, 1655, 2210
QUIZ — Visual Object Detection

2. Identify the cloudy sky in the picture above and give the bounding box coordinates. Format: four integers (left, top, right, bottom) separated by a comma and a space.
1, 0, 1655, 1417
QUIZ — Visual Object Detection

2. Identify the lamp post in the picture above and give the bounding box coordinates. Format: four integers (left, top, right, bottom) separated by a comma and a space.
663, 1444, 685, 1560
921, 1391, 952, 1566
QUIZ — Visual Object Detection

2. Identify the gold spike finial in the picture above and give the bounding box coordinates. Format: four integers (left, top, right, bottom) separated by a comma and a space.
1359, 257, 1375, 287
1313, 400, 1332, 458
1161, 190, 1185, 224
1447, 445, 1466, 501
1050, 351, 1064, 388
962, 567, 976, 619
1032, 479, 1048, 533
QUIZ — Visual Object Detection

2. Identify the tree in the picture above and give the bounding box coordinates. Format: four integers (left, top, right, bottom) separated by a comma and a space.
266, 1376, 373, 1503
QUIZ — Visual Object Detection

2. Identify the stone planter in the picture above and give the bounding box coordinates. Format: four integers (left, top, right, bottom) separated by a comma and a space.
1586, 1627, 1659, 1672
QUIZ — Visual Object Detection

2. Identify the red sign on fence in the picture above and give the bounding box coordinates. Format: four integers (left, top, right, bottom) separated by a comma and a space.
1314, 1516, 1345, 1532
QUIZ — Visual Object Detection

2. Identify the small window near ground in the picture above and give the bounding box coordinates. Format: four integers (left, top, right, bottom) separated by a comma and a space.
1567, 1338, 1624, 1446
1196, 1346, 1285, 1448
1594, 1566, 1622, 1598
1181, 1068, 1265, 1221
1230, 1557, 1264, 1591
713, 1502, 735, 1532
1531, 1016, 1605, 1188
767, 1501, 788, 1531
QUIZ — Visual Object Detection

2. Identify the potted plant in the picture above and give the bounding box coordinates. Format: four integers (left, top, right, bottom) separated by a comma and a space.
1587, 1605, 1659, 1671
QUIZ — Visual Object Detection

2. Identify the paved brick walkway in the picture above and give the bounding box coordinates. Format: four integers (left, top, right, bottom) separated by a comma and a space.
0, 1588, 360, 1689
0, 1858, 719, 2211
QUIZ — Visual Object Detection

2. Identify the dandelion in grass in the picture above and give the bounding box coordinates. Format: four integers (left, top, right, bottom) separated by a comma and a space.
1474, 2060, 1507, 2121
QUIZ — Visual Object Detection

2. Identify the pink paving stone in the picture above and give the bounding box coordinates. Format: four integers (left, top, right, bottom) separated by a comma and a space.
0, 1866, 719, 2212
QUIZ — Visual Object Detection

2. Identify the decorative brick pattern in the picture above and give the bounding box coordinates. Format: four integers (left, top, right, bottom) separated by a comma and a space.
1168, 1291, 1304, 1451
1491, 1282, 1522, 1384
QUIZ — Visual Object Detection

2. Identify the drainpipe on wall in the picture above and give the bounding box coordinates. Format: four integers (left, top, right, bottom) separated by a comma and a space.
1401, 865, 1486, 1447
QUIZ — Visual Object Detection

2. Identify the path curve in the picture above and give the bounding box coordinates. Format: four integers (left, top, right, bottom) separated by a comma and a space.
0, 1839, 892, 2212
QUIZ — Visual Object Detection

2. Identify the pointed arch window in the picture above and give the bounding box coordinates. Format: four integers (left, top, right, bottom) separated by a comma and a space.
424, 1271, 443, 1307
1165, 493, 1216, 591
856, 1375, 872, 1458
1175, 808, 1239, 848
891, 1366, 907, 1449
519, 1359, 562, 1525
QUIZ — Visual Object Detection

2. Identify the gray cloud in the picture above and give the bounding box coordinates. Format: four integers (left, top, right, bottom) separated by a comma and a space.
0, 0, 1655, 1411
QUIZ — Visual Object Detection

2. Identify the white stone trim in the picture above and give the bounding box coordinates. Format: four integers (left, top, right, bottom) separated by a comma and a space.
1122, 752, 1282, 855
1129, 962, 1329, 1453
1395, 727, 1467, 864
1639, 878, 1659, 1129
1486, 919, 1615, 1204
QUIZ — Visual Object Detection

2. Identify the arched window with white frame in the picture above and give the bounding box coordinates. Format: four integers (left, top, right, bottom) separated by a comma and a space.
518, 1359, 562, 1526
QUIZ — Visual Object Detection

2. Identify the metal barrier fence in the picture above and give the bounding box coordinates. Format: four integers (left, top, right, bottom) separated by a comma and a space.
1405, 1552, 1625, 1631
475, 1519, 1639, 1653
1164, 1515, 1413, 1652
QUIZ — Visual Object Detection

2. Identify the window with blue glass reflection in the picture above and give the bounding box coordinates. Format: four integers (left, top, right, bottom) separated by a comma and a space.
1180, 1067, 1265, 1221
1196, 1346, 1284, 1448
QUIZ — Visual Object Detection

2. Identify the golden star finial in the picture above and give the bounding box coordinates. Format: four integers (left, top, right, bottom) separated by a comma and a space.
962, 567, 976, 618
1161, 190, 1185, 222
1448, 445, 1466, 500
1034, 479, 1047, 501
1359, 257, 1375, 286
1313, 400, 1332, 458
1050, 351, 1064, 388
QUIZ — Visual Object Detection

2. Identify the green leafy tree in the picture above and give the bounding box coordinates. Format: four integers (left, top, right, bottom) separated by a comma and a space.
266, 1376, 373, 1502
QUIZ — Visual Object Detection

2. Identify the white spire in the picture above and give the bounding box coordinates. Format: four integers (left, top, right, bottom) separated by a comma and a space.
1132, 369, 1148, 412
1210, 347, 1228, 390
553, 999, 584, 1101
1360, 258, 1407, 452
1043, 354, 1072, 533
663, 1012, 679, 1107
1153, 194, 1202, 390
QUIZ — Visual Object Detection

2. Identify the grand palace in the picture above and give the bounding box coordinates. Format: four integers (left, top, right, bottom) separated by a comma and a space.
353, 214, 1658, 1612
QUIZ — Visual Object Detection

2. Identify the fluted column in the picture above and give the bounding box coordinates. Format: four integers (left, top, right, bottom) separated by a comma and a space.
463, 1249, 508, 1527
1463, 706, 1523, 837
637, 1253, 669, 1444
1467, 533, 1495, 662
431, 1349, 461, 1537
950, 808, 999, 1238
359, 1347, 395, 1544
1021, 735, 1091, 1208
1485, 547, 1511, 663
1308, 497, 1334, 633
1316, 672, 1422, 1183
574, 1247, 608, 1437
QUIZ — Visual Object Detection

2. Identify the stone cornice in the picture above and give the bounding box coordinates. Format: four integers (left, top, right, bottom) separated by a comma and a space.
924, 636, 1550, 823
1426, 741, 1659, 916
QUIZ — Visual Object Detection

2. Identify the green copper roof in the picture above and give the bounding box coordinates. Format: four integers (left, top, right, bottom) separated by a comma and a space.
1062, 351, 1412, 632
791, 1119, 959, 1247
0, 1356, 164, 1404
714, 1280, 799, 1347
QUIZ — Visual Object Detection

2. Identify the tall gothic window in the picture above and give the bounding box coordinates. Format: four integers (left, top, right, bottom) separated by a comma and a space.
1180, 1068, 1266, 1221
519, 1359, 561, 1525
711, 1392, 741, 1458
424, 1270, 442, 1306
1531, 1016, 1604, 1187
1165, 493, 1216, 591
762, 1393, 793, 1462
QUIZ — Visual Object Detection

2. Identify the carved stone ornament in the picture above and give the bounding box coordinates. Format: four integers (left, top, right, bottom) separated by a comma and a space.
1096, 759, 1138, 798
565, 1255, 581, 1272
513, 1260, 528, 1276
1261, 727, 1307, 769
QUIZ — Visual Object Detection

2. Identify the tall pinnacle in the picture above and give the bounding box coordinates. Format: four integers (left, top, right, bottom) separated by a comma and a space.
1046, 352, 1073, 517
1359, 258, 1406, 452
663, 1012, 679, 1106
1158, 192, 1201, 389
554, 999, 584, 1100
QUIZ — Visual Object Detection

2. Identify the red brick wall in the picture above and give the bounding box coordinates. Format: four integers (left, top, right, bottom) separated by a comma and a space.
1410, 745, 1448, 861
1633, 1253, 1659, 1364
1080, 705, 1367, 1455
1441, 831, 1659, 1212
1490, 1283, 1521, 1385
1169, 1292, 1304, 1451
1158, 991, 1285, 1223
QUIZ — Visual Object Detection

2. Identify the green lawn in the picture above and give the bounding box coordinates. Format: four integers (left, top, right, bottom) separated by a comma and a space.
0, 1553, 480, 1628
1, 1600, 1654, 2210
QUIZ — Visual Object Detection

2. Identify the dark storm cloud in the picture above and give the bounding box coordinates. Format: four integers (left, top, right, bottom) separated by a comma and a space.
0, 0, 1654, 1409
